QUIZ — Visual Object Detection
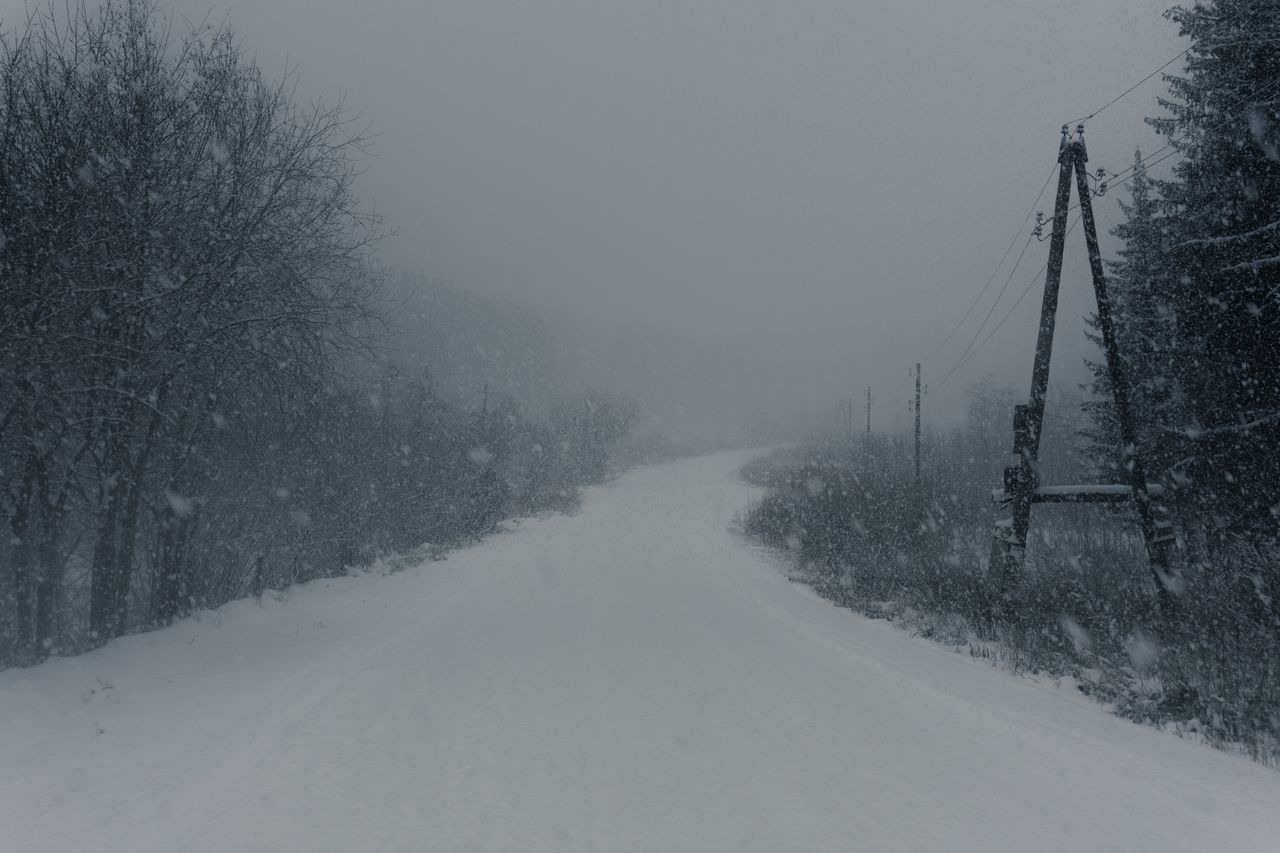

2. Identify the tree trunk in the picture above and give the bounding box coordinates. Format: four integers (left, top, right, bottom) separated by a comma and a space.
152, 501, 194, 625
31, 453, 64, 658
88, 453, 125, 646
8, 452, 38, 663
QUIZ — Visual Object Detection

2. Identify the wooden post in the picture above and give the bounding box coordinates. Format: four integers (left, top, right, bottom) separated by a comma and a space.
1072, 128, 1178, 618
914, 364, 922, 489
1001, 404, 1033, 605
1026, 129, 1075, 467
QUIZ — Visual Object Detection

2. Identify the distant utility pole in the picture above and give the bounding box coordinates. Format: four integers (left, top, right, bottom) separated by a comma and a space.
913, 363, 922, 488
865, 386, 872, 435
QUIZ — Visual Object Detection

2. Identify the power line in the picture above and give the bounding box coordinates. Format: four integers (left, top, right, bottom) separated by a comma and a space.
927, 44, 1280, 394
1067, 44, 1280, 188
923, 164, 1058, 365
1065, 48, 1189, 125
1089, 142, 1173, 189
891, 366, 913, 430
922, 49, 1192, 379
935, 214, 1083, 390
937, 146, 1185, 390
946, 231, 1038, 373
1062, 143, 1179, 217
923, 103, 1181, 379
1111, 146, 1180, 183
932, 146, 1183, 392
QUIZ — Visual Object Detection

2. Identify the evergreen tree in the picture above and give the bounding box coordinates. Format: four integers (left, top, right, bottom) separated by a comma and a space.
1082, 151, 1183, 485
1147, 0, 1280, 537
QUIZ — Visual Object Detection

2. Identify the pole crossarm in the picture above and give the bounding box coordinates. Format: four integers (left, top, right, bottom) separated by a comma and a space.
992, 483, 1167, 504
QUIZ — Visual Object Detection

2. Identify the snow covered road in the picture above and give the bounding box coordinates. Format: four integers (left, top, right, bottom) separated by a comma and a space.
2, 450, 1279, 853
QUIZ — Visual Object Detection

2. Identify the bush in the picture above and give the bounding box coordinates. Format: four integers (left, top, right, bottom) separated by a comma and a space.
745, 439, 1280, 765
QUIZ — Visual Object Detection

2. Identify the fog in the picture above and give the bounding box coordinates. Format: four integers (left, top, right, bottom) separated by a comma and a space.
8, 0, 1280, 834
3, 0, 1183, 436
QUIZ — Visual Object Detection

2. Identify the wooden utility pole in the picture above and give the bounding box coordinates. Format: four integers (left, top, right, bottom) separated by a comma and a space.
1074, 133, 1176, 615
994, 125, 1176, 619
1001, 127, 1076, 599
913, 364, 922, 489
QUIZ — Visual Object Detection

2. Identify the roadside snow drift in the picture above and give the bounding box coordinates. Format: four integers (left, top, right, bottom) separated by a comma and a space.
2, 450, 1278, 853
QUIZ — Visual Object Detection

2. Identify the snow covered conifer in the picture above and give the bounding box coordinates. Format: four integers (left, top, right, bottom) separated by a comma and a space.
1146, 0, 1280, 536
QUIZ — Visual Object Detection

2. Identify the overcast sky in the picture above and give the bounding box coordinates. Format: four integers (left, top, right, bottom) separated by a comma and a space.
3, 0, 1185, 429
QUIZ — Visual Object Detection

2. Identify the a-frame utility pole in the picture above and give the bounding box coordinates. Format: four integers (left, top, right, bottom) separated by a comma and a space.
994, 125, 1177, 619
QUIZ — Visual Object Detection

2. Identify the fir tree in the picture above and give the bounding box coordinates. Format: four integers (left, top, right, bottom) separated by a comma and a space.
1148, 0, 1280, 537
1082, 151, 1183, 485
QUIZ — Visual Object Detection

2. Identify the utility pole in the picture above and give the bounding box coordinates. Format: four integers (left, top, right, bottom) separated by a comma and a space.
913, 364, 922, 489
994, 124, 1176, 622
865, 386, 872, 435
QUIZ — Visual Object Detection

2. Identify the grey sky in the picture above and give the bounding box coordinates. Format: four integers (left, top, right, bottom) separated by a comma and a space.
3, 0, 1184, 430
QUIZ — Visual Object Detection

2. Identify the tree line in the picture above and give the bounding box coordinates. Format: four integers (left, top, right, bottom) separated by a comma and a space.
0, 1, 637, 668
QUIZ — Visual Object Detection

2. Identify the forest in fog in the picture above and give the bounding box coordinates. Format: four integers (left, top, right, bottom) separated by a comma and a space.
0, 2, 644, 665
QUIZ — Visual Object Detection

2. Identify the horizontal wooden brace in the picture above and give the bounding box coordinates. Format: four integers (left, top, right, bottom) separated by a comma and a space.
991, 483, 1166, 505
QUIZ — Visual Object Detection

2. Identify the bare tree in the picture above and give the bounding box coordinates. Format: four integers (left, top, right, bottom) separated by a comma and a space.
0, 1, 380, 658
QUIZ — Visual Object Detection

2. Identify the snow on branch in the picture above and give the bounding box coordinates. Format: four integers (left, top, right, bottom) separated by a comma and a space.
1178, 218, 1280, 248
1163, 410, 1280, 439
1220, 254, 1280, 274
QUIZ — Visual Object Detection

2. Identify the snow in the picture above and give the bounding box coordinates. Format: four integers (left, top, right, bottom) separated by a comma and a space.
1035, 484, 1154, 496
2, 449, 1278, 852
992, 484, 1167, 502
